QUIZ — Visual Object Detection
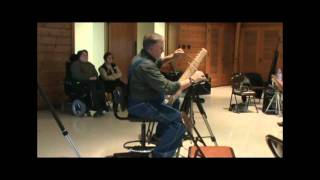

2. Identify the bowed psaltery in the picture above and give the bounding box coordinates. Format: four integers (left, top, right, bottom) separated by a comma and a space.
167, 48, 208, 105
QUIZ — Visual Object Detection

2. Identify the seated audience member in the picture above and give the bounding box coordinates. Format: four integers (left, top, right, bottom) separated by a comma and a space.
99, 52, 126, 93
71, 50, 108, 117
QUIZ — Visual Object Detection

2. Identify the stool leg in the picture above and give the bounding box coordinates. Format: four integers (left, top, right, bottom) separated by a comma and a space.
141, 122, 146, 148
146, 122, 152, 142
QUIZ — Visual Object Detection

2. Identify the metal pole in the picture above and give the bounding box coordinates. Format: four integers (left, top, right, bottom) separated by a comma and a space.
38, 83, 81, 157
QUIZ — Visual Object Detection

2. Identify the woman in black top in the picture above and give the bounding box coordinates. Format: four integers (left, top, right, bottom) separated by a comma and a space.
98, 52, 126, 93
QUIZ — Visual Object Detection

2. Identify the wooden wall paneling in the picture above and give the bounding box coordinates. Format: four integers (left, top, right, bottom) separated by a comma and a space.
207, 23, 222, 86
37, 23, 74, 109
220, 23, 235, 85
239, 27, 259, 74
175, 23, 207, 73
258, 27, 281, 80
239, 23, 283, 81
108, 23, 137, 84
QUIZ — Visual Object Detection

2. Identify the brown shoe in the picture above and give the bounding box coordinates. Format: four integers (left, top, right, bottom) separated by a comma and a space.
181, 112, 194, 134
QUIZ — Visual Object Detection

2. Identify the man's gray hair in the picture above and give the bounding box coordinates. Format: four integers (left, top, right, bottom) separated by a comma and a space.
143, 33, 163, 50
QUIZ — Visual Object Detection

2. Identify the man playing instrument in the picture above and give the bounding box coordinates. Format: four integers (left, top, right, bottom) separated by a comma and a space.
128, 33, 206, 158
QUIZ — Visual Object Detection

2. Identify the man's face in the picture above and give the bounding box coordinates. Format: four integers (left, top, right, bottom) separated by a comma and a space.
149, 39, 164, 59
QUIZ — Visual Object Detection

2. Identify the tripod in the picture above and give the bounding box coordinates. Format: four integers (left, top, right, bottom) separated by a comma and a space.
38, 83, 81, 157
265, 82, 282, 116
180, 82, 217, 144
176, 81, 218, 157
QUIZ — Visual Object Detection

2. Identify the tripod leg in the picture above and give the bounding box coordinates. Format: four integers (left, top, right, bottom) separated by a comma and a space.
186, 98, 195, 137
190, 99, 195, 125
193, 126, 207, 146
196, 95, 207, 118
265, 94, 276, 113
191, 127, 207, 158
194, 98, 217, 145
277, 92, 282, 116
201, 114, 217, 145
181, 112, 206, 158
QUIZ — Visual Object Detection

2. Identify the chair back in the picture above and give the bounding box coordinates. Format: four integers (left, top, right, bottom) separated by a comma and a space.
231, 73, 249, 92
266, 135, 283, 158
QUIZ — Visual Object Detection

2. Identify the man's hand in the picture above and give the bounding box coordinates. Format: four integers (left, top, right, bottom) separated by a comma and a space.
178, 71, 206, 92
161, 48, 184, 65
172, 48, 184, 59
89, 76, 97, 80
191, 71, 206, 83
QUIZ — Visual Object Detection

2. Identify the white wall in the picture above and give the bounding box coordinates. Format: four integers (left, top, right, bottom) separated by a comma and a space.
154, 22, 166, 56
137, 22, 166, 57
75, 23, 93, 58
92, 23, 105, 69
137, 23, 154, 54
74, 23, 105, 72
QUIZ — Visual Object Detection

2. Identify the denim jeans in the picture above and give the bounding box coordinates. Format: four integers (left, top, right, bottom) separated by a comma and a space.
154, 100, 180, 139
128, 97, 185, 158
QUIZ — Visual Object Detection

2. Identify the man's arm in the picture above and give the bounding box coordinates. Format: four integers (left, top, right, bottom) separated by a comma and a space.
141, 62, 181, 95
161, 48, 184, 66
141, 61, 206, 95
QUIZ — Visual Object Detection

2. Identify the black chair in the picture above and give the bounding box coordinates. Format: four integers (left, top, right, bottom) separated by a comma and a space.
229, 73, 259, 113
266, 135, 283, 158
243, 72, 265, 103
112, 86, 156, 153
